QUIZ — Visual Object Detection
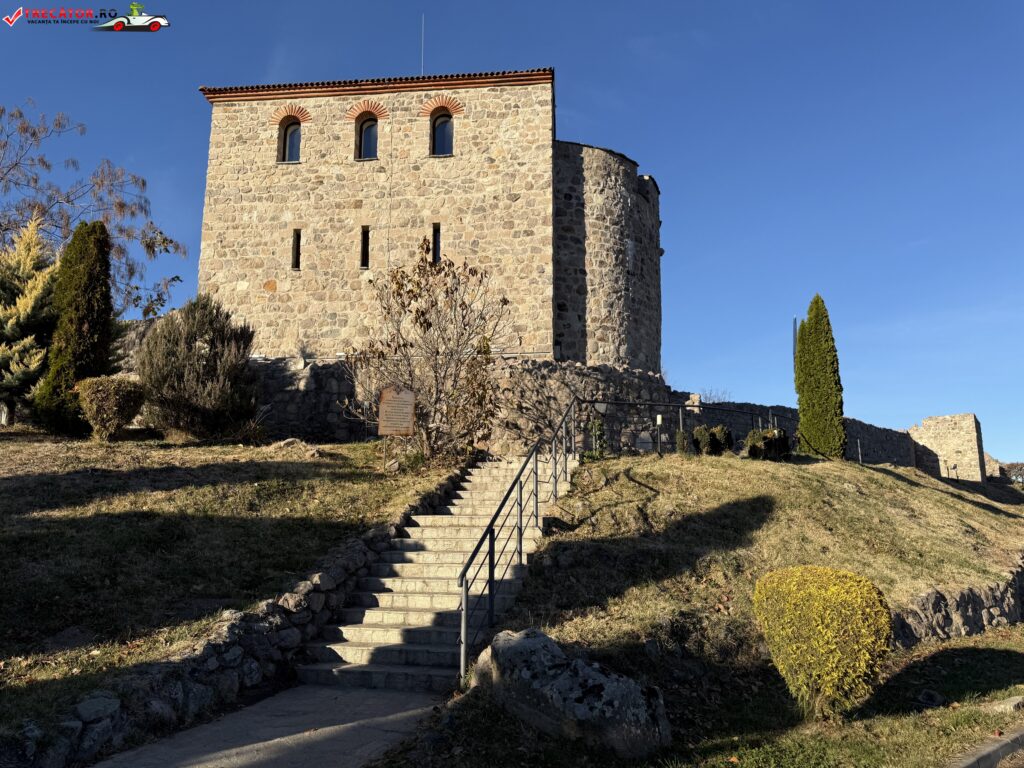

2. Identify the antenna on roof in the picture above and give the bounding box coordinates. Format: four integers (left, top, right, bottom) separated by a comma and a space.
420, 14, 425, 75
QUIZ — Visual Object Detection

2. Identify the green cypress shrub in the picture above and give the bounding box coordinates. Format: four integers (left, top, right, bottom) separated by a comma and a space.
77, 376, 144, 441
795, 294, 846, 458
33, 221, 114, 434
753, 566, 892, 719
136, 294, 256, 439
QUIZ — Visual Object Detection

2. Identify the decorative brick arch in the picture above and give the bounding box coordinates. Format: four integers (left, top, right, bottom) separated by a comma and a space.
344, 100, 390, 121
270, 104, 311, 124
418, 95, 464, 117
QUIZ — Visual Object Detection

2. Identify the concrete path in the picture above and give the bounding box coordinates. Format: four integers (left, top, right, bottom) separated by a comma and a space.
95, 686, 438, 768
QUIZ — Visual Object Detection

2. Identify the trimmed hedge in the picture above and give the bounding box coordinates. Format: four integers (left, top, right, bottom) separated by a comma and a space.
753, 566, 892, 719
745, 428, 791, 461
692, 424, 733, 456
77, 376, 145, 441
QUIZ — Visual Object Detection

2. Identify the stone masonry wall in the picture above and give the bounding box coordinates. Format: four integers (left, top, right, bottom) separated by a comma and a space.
552, 142, 662, 371
909, 413, 986, 482
198, 80, 555, 359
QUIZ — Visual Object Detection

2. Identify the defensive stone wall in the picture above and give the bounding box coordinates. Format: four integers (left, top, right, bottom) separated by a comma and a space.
909, 413, 987, 483
552, 141, 662, 371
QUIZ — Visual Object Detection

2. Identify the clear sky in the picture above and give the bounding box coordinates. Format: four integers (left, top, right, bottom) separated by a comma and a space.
3, 0, 1022, 459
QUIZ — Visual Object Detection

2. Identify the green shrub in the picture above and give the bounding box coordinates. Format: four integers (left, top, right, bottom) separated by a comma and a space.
583, 418, 607, 461
33, 221, 114, 434
692, 424, 732, 456
711, 424, 733, 452
136, 294, 256, 439
753, 566, 892, 719
795, 294, 846, 458
745, 428, 791, 461
675, 428, 691, 455
77, 376, 144, 441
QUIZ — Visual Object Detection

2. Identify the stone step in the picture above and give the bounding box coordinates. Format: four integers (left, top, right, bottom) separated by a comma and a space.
321, 622, 461, 646
403, 525, 543, 540
306, 640, 459, 668
379, 549, 487, 564
340, 606, 463, 627
296, 662, 457, 693
346, 590, 518, 611
389, 537, 540, 553
409, 513, 543, 529
358, 575, 524, 594
368, 561, 528, 579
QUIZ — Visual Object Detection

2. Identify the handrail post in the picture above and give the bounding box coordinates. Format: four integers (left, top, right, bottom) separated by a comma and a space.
460, 578, 468, 679
562, 420, 568, 481
487, 528, 496, 626
516, 479, 523, 566
552, 436, 558, 500
532, 451, 539, 527
571, 400, 577, 459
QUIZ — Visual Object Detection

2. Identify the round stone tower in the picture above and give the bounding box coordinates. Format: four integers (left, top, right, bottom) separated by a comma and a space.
552, 141, 662, 371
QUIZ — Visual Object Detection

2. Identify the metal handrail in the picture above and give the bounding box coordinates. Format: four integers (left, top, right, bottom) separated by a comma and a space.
457, 396, 579, 677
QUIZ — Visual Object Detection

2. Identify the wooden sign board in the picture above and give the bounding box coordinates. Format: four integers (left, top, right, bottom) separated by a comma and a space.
378, 387, 415, 436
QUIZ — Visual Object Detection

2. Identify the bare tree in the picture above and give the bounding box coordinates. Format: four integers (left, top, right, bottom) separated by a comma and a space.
0, 101, 184, 317
345, 238, 516, 460
699, 387, 733, 404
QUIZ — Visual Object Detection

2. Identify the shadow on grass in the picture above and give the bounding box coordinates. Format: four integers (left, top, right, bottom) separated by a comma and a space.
0, 505, 370, 657
861, 647, 1024, 716
0, 458, 366, 516
865, 465, 1024, 519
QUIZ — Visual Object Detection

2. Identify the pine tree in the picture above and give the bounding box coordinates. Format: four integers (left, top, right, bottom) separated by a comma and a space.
795, 294, 846, 458
33, 221, 113, 434
0, 219, 57, 422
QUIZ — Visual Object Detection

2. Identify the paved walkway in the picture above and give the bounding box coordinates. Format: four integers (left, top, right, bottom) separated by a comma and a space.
96, 686, 438, 768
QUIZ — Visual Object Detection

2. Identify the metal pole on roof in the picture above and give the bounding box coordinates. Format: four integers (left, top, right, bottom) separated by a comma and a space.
421, 15, 425, 75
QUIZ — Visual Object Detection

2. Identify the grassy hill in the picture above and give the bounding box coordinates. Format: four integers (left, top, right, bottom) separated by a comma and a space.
376, 453, 1024, 768
0, 428, 451, 736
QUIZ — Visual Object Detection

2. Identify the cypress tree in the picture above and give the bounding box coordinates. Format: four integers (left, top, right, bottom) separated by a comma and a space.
33, 221, 114, 434
795, 294, 846, 458
0, 219, 57, 421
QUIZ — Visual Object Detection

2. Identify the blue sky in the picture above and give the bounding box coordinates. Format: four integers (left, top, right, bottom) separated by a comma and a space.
3, 0, 1022, 458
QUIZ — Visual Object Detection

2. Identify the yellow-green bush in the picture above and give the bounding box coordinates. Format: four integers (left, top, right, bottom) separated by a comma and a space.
753, 566, 892, 719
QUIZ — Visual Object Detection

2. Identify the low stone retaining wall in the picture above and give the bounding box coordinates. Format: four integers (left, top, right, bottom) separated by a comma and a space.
15, 467, 469, 768
893, 554, 1024, 648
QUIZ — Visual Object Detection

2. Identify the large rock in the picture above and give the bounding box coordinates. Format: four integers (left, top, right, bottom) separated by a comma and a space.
473, 628, 671, 759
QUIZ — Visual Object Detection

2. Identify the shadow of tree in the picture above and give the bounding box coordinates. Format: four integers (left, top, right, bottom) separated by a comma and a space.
860, 647, 1024, 716
865, 465, 1024, 519
0, 457, 363, 516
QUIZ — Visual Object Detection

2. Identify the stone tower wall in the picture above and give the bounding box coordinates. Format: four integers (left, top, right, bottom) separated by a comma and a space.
552, 141, 661, 371
198, 77, 555, 359
909, 413, 987, 482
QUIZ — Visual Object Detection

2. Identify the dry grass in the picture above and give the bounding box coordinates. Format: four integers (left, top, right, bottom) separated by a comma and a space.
0, 426, 452, 733
374, 453, 1024, 768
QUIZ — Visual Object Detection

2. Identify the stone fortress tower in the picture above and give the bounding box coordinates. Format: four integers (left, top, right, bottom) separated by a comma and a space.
197, 68, 662, 372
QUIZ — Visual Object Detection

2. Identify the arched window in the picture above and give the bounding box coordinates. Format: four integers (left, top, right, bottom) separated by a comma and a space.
357, 116, 378, 160
430, 111, 453, 156
278, 119, 301, 163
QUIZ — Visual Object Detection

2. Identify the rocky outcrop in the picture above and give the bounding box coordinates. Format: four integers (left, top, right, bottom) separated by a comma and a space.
893, 555, 1024, 647
473, 628, 671, 759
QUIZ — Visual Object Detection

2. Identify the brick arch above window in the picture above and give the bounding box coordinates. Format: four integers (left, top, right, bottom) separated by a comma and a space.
344, 100, 390, 121
418, 95, 465, 117
270, 104, 311, 124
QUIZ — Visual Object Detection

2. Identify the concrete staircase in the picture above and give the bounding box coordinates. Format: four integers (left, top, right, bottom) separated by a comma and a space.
296, 456, 576, 693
